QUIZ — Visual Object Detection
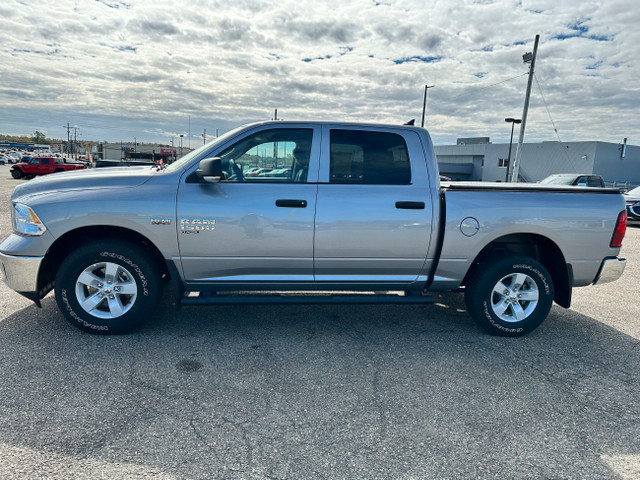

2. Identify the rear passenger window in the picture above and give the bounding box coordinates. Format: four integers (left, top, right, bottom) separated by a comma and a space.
330, 130, 411, 185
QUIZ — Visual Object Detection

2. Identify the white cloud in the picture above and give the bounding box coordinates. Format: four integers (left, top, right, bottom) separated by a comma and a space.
0, 0, 639, 145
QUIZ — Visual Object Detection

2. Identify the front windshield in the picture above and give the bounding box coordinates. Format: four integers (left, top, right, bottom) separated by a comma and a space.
164, 125, 245, 173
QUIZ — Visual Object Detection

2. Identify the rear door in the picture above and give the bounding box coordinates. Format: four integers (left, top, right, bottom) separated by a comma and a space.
176, 124, 320, 287
313, 126, 434, 286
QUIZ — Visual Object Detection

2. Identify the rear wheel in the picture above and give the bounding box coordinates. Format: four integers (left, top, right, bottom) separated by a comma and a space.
55, 240, 161, 334
465, 256, 554, 336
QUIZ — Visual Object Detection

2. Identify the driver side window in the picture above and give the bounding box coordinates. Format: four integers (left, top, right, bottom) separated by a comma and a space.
216, 128, 313, 183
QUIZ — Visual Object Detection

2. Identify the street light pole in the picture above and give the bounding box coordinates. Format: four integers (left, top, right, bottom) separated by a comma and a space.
511, 34, 540, 182
179, 134, 185, 157
504, 118, 522, 182
421, 84, 435, 128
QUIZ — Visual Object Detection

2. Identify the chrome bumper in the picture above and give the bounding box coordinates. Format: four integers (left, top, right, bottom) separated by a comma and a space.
0, 251, 43, 293
593, 257, 626, 285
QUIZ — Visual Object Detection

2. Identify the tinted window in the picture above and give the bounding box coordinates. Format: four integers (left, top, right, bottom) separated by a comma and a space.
330, 130, 411, 185
587, 177, 604, 187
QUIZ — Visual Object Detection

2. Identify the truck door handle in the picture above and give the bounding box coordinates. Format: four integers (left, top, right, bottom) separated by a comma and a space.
276, 199, 307, 208
395, 201, 425, 209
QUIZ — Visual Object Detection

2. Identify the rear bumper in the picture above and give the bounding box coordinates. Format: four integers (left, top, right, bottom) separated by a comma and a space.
593, 257, 626, 285
0, 251, 43, 295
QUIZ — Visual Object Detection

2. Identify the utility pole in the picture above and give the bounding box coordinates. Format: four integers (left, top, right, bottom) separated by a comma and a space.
68, 125, 79, 161
421, 84, 435, 128
63, 123, 71, 156
510, 34, 540, 183
202, 128, 207, 144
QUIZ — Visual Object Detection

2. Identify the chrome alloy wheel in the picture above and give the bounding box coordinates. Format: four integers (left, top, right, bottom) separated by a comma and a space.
490, 272, 539, 323
74, 261, 138, 319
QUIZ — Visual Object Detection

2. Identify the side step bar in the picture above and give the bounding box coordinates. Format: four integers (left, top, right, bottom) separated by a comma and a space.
181, 293, 435, 306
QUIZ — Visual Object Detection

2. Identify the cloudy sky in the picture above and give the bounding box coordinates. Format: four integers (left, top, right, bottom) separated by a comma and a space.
1, 0, 639, 147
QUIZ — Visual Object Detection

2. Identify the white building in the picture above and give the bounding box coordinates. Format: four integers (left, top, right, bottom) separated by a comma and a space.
434, 138, 640, 188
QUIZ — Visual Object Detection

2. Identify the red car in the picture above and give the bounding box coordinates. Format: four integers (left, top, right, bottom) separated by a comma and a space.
11, 156, 85, 179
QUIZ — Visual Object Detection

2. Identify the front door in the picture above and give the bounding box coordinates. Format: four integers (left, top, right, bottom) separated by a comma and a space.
176, 126, 320, 288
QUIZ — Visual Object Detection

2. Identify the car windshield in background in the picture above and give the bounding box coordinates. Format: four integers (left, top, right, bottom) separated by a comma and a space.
539, 175, 575, 185
626, 186, 640, 196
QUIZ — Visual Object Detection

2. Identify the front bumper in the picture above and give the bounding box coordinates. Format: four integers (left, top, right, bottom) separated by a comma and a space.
593, 257, 626, 285
0, 251, 44, 296
627, 202, 640, 221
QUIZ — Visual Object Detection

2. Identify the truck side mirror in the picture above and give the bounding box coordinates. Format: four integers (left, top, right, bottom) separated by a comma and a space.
186, 157, 223, 183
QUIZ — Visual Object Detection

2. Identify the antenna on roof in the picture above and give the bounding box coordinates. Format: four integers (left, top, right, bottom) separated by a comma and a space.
404, 119, 415, 126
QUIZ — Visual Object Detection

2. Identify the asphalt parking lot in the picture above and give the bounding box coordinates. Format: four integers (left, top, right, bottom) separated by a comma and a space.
0, 164, 639, 479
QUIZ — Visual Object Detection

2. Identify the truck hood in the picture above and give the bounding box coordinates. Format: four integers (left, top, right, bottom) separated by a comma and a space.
12, 166, 158, 201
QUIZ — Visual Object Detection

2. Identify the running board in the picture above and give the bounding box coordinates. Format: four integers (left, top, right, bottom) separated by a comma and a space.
181, 293, 435, 306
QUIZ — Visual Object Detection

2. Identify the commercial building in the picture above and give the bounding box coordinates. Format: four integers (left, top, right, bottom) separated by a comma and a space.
435, 138, 640, 188
0, 142, 51, 152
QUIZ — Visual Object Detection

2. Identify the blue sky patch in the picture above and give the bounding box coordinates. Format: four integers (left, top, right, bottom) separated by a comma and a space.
394, 56, 442, 65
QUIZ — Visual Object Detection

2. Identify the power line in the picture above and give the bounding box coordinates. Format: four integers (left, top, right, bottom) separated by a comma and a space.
534, 73, 563, 142
449, 72, 528, 100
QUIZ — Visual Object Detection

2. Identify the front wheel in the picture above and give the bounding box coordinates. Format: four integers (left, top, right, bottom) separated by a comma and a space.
465, 256, 554, 336
55, 240, 161, 334
11, 169, 23, 179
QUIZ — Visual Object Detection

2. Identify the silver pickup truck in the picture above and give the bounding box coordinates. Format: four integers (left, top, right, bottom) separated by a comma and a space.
0, 121, 628, 336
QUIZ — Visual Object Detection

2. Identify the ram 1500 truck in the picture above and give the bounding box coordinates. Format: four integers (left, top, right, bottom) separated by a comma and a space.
10, 156, 85, 179
0, 121, 628, 336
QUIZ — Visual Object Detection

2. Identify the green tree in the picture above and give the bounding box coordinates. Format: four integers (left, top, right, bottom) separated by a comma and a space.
31, 131, 47, 144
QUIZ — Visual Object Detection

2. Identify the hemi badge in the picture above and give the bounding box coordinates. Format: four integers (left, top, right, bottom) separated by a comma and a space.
151, 218, 172, 225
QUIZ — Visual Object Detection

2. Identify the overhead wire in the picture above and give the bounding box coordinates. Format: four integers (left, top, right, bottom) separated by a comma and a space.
449, 72, 528, 100
534, 73, 563, 142
533, 72, 577, 168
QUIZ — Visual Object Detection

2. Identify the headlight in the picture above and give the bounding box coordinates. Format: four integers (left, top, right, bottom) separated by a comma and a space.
12, 203, 47, 236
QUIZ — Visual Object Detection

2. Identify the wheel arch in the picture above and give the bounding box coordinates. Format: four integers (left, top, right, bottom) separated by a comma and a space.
462, 233, 572, 308
38, 225, 169, 298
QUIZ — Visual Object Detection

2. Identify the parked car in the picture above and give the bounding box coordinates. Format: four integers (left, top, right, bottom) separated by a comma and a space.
624, 186, 640, 221
539, 174, 605, 187
10, 156, 85, 179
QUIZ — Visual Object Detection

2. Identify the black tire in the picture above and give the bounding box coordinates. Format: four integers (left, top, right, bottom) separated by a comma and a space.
55, 240, 161, 334
11, 169, 23, 179
464, 256, 554, 337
